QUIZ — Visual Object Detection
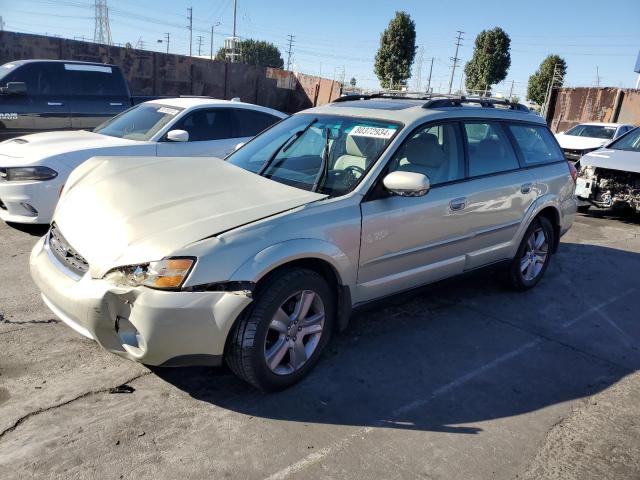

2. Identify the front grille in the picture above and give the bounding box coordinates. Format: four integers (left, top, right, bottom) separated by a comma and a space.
48, 223, 89, 276
563, 149, 583, 160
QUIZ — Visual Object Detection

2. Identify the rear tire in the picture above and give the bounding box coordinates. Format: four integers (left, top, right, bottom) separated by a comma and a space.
507, 216, 554, 291
225, 268, 335, 391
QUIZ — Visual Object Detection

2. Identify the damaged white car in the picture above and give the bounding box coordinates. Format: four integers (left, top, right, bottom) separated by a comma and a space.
576, 127, 640, 213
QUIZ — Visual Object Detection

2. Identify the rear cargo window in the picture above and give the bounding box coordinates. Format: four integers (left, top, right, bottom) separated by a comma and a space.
508, 124, 564, 165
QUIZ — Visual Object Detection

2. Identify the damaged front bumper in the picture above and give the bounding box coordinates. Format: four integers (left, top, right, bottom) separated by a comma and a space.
30, 236, 253, 366
575, 167, 640, 212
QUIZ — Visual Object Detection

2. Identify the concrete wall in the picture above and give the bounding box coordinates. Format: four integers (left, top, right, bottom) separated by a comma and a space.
548, 87, 640, 132
0, 31, 341, 113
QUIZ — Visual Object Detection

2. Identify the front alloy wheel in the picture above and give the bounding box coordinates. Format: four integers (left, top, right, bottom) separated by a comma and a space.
265, 290, 325, 375
226, 268, 334, 391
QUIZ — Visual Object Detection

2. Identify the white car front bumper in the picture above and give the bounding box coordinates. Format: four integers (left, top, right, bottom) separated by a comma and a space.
0, 178, 63, 224
30, 235, 253, 366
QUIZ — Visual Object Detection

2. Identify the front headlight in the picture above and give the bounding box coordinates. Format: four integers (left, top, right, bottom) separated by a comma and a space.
0, 166, 58, 181
580, 166, 596, 178
105, 257, 195, 290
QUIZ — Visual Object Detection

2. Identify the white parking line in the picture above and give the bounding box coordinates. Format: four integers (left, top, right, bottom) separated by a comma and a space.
263, 288, 636, 480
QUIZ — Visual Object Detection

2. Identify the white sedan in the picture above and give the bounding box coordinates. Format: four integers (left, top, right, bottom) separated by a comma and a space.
0, 97, 286, 224
555, 122, 635, 162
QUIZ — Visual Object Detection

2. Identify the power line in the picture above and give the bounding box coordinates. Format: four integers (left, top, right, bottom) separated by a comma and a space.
448, 30, 464, 94
286, 34, 295, 71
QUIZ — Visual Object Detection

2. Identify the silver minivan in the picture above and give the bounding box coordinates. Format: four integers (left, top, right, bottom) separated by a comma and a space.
30, 94, 577, 390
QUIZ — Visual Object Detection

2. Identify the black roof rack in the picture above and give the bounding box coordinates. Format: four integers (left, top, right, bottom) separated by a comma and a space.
332, 91, 529, 112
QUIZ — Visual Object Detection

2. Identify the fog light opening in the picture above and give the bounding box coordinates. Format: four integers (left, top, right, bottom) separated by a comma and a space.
116, 316, 147, 356
19, 202, 38, 217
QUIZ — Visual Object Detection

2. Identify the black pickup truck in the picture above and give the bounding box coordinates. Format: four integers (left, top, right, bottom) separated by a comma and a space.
0, 59, 157, 141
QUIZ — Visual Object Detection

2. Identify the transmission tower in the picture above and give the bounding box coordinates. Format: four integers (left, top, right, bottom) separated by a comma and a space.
413, 45, 424, 91
93, 0, 112, 45
0, 16, 5, 31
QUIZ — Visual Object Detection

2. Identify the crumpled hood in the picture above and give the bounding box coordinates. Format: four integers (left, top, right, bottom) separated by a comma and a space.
0, 130, 139, 165
54, 156, 326, 277
554, 134, 609, 151
580, 148, 640, 174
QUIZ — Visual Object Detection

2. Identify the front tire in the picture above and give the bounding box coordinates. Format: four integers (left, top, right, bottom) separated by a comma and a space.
225, 268, 335, 391
508, 216, 554, 290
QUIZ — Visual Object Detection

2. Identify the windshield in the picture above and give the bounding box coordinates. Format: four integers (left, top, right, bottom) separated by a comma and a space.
565, 124, 616, 139
608, 127, 640, 152
227, 114, 400, 196
94, 103, 183, 141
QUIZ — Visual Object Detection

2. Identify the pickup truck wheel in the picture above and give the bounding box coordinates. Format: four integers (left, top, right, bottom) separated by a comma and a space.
225, 268, 334, 391
508, 216, 554, 291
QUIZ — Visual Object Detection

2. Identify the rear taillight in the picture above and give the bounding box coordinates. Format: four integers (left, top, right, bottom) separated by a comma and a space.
567, 161, 578, 183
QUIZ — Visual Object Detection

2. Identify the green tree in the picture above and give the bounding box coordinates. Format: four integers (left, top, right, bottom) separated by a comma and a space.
349, 77, 357, 87
374, 11, 416, 89
464, 27, 511, 94
215, 39, 284, 68
526, 54, 567, 105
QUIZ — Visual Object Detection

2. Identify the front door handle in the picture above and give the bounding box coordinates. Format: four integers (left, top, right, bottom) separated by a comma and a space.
449, 197, 467, 211
47, 101, 64, 106
520, 183, 533, 194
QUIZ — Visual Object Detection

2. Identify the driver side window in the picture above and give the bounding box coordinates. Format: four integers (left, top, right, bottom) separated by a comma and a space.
388, 122, 464, 186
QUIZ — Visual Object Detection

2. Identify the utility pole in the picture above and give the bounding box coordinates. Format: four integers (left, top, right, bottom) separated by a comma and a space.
509, 80, 514, 99
187, 7, 193, 56
0, 16, 5, 31
595, 66, 600, 87
210, 22, 220, 60
426, 57, 434, 93
196, 35, 204, 56
448, 30, 464, 94
157, 32, 169, 54
458, 72, 464, 94
286, 34, 295, 71
231, 0, 237, 62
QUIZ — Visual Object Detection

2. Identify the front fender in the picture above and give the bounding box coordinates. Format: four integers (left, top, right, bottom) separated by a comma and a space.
229, 238, 357, 289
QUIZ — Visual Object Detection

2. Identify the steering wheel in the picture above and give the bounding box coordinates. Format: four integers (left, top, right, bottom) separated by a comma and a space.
343, 165, 365, 177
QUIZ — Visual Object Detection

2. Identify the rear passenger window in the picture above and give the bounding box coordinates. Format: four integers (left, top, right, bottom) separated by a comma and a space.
233, 109, 281, 137
174, 108, 233, 141
65, 64, 127, 96
508, 124, 564, 165
464, 122, 519, 177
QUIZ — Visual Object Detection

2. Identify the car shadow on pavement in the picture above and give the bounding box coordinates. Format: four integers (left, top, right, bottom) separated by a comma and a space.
152, 242, 640, 434
6, 222, 49, 237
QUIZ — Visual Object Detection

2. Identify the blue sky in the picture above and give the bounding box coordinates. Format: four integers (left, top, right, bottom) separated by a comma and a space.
2, 0, 639, 98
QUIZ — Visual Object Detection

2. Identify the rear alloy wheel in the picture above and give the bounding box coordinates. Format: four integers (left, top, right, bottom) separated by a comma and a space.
226, 268, 334, 391
508, 216, 554, 290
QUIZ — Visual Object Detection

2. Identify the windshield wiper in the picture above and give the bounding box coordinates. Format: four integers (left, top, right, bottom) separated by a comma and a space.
258, 118, 317, 176
312, 127, 331, 193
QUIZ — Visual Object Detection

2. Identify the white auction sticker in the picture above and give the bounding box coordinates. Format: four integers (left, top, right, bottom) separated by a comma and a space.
350, 125, 396, 139
157, 107, 180, 115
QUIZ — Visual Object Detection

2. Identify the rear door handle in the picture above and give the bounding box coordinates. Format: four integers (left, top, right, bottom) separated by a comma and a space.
47, 101, 64, 106
449, 197, 467, 211
520, 183, 533, 194
110, 102, 123, 106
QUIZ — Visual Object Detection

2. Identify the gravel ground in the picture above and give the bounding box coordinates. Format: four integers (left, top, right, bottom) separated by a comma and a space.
1, 210, 639, 480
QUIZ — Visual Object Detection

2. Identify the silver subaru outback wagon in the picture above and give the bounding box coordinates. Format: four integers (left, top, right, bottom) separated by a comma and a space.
30, 94, 577, 390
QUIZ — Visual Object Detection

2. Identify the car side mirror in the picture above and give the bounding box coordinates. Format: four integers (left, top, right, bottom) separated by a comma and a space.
1, 82, 27, 95
383, 171, 430, 197
166, 129, 189, 142
235, 141, 245, 151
